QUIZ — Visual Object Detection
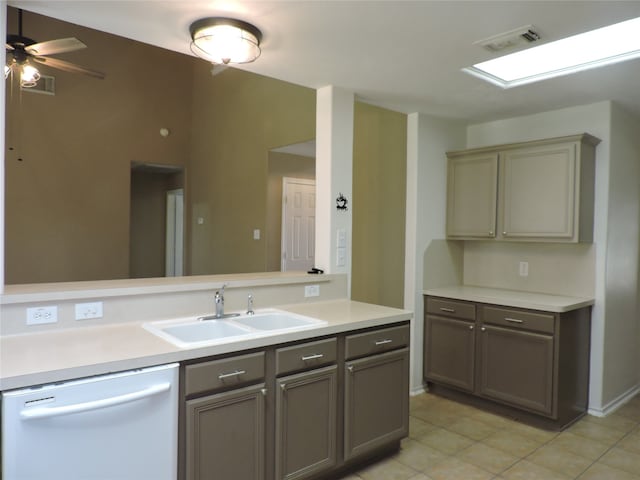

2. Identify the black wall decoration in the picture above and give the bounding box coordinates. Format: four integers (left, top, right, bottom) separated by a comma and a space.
336, 193, 348, 211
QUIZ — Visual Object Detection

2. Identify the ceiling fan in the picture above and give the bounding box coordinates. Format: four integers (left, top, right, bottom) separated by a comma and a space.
5, 8, 106, 87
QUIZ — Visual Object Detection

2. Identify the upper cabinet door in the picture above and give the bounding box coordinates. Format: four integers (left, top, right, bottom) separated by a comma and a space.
500, 142, 577, 240
446, 153, 498, 238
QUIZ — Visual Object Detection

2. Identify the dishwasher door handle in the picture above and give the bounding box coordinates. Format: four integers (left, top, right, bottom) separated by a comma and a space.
20, 382, 171, 420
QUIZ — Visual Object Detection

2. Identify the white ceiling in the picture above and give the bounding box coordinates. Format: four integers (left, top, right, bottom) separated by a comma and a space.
11, 0, 640, 123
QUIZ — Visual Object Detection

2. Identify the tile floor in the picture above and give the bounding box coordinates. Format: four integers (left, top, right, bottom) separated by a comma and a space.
341, 392, 640, 480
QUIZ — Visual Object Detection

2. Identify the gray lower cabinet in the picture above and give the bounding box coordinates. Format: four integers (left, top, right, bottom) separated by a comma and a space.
182, 322, 410, 480
424, 295, 591, 429
186, 383, 266, 480
275, 365, 338, 480
478, 324, 554, 415
344, 348, 410, 461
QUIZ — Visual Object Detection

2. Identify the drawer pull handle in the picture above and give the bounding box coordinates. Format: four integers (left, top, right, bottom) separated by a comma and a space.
301, 353, 324, 361
439, 307, 456, 313
481, 327, 486, 332
218, 369, 246, 380
261, 388, 267, 397
347, 365, 354, 373
280, 383, 287, 391
375, 339, 393, 346
469, 325, 474, 330
505, 317, 524, 324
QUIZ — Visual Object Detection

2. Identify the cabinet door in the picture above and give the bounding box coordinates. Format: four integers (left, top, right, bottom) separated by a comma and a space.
424, 315, 475, 392
344, 348, 409, 461
478, 325, 554, 416
275, 365, 337, 480
500, 142, 576, 240
186, 384, 265, 480
446, 153, 498, 238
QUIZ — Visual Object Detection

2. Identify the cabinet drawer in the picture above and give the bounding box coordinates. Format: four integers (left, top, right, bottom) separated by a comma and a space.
185, 351, 265, 396
275, 337, 337, 376
426, 297, 476, 321
482, 306, 555, 334
345, 324, 409, 360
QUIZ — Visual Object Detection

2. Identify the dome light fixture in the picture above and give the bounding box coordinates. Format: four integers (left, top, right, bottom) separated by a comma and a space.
189, 17, 262, 65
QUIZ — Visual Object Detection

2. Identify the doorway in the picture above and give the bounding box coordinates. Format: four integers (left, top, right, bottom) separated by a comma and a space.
129, 163, 184, 278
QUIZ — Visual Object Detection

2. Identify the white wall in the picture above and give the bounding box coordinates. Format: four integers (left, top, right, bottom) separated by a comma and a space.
466, 101, 640, 413
404, 113, 465, 392
604, 103, 640, 407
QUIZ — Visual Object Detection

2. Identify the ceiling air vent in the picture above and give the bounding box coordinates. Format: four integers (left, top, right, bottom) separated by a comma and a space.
22, 74, 55, 95
474, 25, 541, 52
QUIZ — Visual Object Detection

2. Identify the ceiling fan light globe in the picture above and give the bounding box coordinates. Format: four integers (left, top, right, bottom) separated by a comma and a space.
20, 64, 40, 87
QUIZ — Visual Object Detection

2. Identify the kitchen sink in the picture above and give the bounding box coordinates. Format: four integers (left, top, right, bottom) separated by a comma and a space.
232, 312, 322, 331
144, 310, 326, 348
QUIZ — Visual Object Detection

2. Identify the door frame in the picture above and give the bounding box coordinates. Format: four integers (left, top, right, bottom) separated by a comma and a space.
281, 177, 316, 272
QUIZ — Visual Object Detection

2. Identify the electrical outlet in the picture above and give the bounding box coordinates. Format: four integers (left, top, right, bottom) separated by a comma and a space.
26, 306, 58, 325
305, 285, 320, 297
75, 302, 103, 320
519, 261, 529, 277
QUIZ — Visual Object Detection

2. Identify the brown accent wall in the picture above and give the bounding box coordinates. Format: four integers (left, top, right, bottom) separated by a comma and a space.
4, 8, 192, 283
352, 102, 407, 308
187, 65, 316, 275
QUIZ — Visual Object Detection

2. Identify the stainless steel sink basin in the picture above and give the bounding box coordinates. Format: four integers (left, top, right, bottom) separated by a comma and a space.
144, 309, 326, 348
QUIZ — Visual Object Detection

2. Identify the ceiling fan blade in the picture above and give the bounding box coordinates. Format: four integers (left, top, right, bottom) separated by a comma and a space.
26, 37, 87, 56
6, 43, 15, 51
33, 56, 105, 80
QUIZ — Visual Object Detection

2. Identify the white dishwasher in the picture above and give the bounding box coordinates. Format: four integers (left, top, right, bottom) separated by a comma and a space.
2, 363, 179, 480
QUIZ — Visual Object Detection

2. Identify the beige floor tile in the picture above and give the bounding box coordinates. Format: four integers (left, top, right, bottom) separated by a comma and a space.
501, 460, 572, 480
456, 442, 519, 474
578, 462, 640, 480
338, 475, 363, 480
598, 447, 640, 476
407, 475, 434, 480
410, 406, 460, 428
581, 413, 639, 434
526, 443, 594, 478
415, 427, 475, 455
469, 409, 516, 430
409, 416, 438, 438
613, 402, 640, 423
422, 456, 494, 480
483, 430, 546, 458
569, 420, 628, 445
357, 458, 419, 480
617, 430, 640, 455
546, 431, 611, 460
447, 416, 500, 441
393, 439, 448, 472
506, 421, 559, 444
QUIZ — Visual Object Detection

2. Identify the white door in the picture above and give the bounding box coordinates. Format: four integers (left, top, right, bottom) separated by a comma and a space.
281, 178, 315, 272
166, 188, 184, 276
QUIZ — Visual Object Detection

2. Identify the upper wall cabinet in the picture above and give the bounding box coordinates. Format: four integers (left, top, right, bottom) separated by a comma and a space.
446, 134, 600, 243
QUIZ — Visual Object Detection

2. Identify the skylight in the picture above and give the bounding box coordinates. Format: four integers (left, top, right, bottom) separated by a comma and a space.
464, 16, 640, 88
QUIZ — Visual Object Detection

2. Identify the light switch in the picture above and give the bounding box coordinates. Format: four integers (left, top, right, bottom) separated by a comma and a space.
336, 247, 346, 266
336, 229, 347, 248
253, 229, 261, 240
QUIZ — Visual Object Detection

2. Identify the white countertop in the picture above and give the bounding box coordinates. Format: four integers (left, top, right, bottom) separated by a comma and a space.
423, 286, 593, 313
0, 299, 412, 391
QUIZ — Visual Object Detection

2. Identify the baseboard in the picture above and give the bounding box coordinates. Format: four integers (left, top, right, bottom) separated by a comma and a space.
410, 384, 427, 396
588, 383, 640, 417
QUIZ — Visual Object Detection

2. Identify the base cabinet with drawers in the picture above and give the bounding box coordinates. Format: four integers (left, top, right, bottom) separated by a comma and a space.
181, 322, 410, 480
424, 296, 590, 429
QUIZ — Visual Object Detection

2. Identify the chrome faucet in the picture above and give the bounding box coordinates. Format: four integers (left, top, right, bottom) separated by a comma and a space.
246, 294, 255, 316
214, 284, 227, 318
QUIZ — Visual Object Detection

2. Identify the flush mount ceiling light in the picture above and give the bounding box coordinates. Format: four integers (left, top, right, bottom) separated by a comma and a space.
189, 17, 262, 65
464, 16, 640, 88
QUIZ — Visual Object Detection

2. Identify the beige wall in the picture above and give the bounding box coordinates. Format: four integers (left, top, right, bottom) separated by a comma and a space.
266, 151, 315, 271
4, 8, 192, 283
352, 102, 407, 308
187, 65, 316, 275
